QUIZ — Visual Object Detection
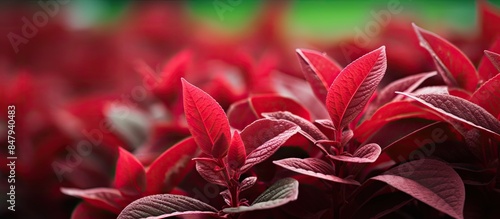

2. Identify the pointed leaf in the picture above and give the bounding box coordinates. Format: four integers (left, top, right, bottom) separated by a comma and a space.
328, 143, 381, 163
240, 176, 257, 192
296, 48, 342, 102
114, 147, 146, 196
314, 119, 335, 131
273, 158, 360, 185
146, 137, 199, 195
195, 159, 227, 186
479, 0, 500, 42
376, 71, 437, 107
485, 50, 500, 72
398, 92, 500, 138
326, 46, 387, 131
228, 131, 246, 170
117, 194, 218, 219
240, 119, 300, 172
272, 72, 331, 120
223, 178, 299, 213
478, 38, 500, 81
262, 111, 328, 141
371, 159, 465, 219
413, 23, 479, 92
227, 95, 311, 130
341, 129, 354, 147
355, 100, 441, 143
182, 78, 231, 158
470, 73, 500, 118
61, 187, 124, 214
148, 50, 191, 103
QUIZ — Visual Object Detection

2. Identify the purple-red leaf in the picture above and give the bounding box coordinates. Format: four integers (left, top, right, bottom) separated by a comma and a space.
341, 129, 354, 147
375, 71, 437, 107
61, 187, 124, 214
146, 137, 199, 195
470, 73, 500, 118
262, 111, 328, 141
328, 143, 381, 163
223, 178, 299, 213
371, 159, 465, 219
228, 131, 246, 170
114, 147, 146, 196
296, 48, 342, 102
273, 158, 360, 186
240, 176, 257, 192
272, 72, 330, 119
117, 194, 218, 219
195, 159, 227, 186
355, 100, 440, 143
240, 119, 300, 172
182, 78, 231, 158
227, 95, 312, 130
413, 23, 479, 92
398, 92, 500, 139
326, 46, 387, 131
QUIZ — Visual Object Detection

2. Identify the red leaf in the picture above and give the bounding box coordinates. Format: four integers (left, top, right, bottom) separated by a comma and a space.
227, 95, 311, 130
448, 88, 472, 100
371, 159, 465, 219
479, 0, 500, 42
485, 50, 500, 72
114, 147, 146, 196
61, 187, 124, 214
374, 71, 437, 108
296, 48, 342, 102
228, 131, 246, 170
376, 121, 449, 162
326, 46, 387, 131
271, 72, 330, 119
117, 194, 218, 219
398, 92, 500, 139
470, 73, 500, 117
240, 119, 300, 172
182, 78, 231, 158
195, 159, 227, 186
145, 137, 199, 195
413, 23, 479, 92
355, 100, 440, 143
478, 38, 500, 81
328, 143, 381, 163
151, 50, 191, 102
273, 158, 360, 185
262, 111, 328, 141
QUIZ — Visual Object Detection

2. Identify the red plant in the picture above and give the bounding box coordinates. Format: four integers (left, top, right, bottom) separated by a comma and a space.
4, 2, 500, 219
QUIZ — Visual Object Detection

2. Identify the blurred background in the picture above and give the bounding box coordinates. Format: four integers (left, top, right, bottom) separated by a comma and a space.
1, 0, 499, 218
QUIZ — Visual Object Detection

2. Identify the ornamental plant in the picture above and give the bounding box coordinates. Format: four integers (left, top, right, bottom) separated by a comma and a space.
112, 24, 499, 218
2, 1, 500, 219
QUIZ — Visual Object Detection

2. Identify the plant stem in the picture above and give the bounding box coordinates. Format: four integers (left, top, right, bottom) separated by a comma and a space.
218, 158, 240, 207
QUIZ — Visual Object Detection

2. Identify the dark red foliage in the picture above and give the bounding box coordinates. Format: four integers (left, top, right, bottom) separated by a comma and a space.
3, 1, 500, 219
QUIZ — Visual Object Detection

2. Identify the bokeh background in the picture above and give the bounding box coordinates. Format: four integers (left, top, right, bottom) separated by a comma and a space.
1, 0, 499, 218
